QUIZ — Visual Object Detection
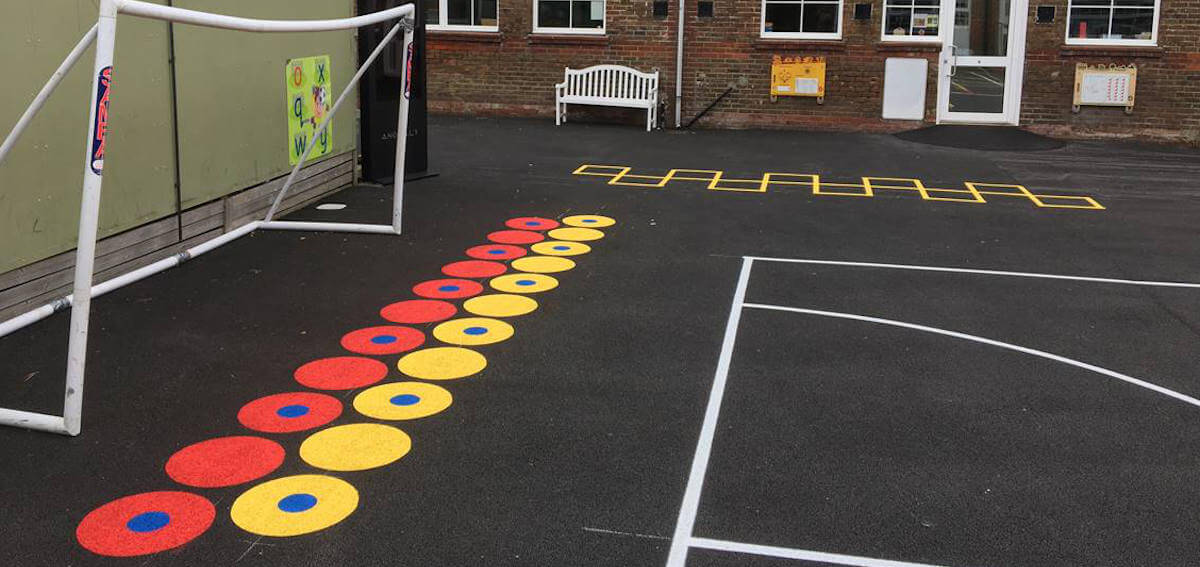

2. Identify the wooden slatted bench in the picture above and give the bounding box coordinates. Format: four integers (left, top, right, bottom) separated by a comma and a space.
555, 65, 659, 131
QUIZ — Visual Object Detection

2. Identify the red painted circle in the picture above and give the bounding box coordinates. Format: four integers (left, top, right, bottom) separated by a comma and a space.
442, 260, 507, 279
487, 230, 545, 245
237, 391, 343, 433
294, 356, 389, 390
76, 491, 215, 557
165, 436, 285, 488
505, 217, 560, 231
466, 244, 527, 260
340, 325, 425, 355
380, 299, 457, 324
412, 278, 484, 299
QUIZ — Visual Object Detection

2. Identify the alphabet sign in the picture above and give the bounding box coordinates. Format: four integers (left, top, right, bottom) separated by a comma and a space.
285, 55, 333, 165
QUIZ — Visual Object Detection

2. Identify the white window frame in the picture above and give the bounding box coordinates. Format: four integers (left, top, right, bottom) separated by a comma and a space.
427, 0, 500, 32
880, 0, 944, 42
760, 0, 844, 40
1064, 0, 1159, 46
532, 0, 607, 35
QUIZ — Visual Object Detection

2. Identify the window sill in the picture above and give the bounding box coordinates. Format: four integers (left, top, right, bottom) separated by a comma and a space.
876, 41, 941, 52
1058, 45, 1163, 58
527, 33, 609, 46
427, 30, 502, 43
753, 38, 846, 52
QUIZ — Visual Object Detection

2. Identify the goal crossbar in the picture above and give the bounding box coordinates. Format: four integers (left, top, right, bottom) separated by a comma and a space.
0, 0, 416, 436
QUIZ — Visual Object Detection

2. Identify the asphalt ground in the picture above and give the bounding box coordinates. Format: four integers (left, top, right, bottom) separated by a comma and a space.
1, 116, 1199, 566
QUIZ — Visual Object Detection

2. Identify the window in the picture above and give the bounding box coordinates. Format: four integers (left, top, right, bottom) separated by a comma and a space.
882, 0, 941, 41
534, 0, 606, 34
426, 0, 499, 31
1065, 0, 1158, 45
761, 0, 842, 39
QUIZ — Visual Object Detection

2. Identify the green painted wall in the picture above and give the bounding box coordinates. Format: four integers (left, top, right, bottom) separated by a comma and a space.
0, 1, 176, 274
0, 1, 357, 273
173, 0, 357, 208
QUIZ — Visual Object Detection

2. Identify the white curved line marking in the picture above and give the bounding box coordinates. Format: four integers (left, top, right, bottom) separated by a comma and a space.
743, 257, 1200, 289
743, 303, 1200, 409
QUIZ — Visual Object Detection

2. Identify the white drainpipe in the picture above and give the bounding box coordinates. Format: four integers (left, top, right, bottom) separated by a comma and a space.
675, 0, 685, 127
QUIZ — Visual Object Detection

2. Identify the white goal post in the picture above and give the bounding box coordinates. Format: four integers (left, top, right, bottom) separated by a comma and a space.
0, 0, 417, 436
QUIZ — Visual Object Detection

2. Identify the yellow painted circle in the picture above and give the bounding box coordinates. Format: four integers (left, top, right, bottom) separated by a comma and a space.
562, 214, 616, 228
490, 273, 559, 294
397, 347, 487, 380
432, 317, 514, 346
511, 256, 576, 274
547, 227, 605, 242
353, 382, 452, 421
299, 423, 411, 472
530, 241, 592, 257
230, 474, 358, 537
463, 294, 539, 318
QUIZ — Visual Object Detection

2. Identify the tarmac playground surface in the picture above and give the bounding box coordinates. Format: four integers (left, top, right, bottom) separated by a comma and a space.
2, 116, 1200, 566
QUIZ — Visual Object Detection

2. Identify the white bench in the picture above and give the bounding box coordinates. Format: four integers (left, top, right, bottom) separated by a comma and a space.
555, 65, 659, 131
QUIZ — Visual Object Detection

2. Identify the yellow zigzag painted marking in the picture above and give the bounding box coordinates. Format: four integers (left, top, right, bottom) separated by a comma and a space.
571, 164, 1105, 210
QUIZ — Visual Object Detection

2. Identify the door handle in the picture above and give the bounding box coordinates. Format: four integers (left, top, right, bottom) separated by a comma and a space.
946, 45, 958, 77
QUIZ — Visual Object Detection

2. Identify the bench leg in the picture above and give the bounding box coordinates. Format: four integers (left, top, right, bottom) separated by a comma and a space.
646, 107, 652, 132
556, 99, 561, 126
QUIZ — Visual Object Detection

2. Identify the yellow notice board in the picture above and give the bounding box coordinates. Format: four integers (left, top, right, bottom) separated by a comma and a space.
286, 55, 333, 165
770, 56, 826, 102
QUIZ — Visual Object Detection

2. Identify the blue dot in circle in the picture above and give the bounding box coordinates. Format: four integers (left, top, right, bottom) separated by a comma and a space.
525, 221, 540, 227
126, 511, 170, 533
463, 326, 488, 335
516, 280, 536, 286
276, 404, 310, 418
278, 493, 318, 513
438, 285, 461, 292
370, 334, 398, 344
582, 219, 597, 223
487, 249, 505, 255
553, 245, 570, 251
390, 394, 421, 406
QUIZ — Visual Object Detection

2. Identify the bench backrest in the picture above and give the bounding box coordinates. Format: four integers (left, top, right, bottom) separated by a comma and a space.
562, 65, 658, 101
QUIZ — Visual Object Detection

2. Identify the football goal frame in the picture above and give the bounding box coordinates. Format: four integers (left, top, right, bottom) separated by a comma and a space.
0, 0, 417, 436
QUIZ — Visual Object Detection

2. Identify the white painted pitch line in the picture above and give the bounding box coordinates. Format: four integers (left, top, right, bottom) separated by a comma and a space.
744, 303, 1200, 410
742, 257, 1200, 289
665, 257, 756, 567
582, 526, 671, 541
690, 537, 947, 567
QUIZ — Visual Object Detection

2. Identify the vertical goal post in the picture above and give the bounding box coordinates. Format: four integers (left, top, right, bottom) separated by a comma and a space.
0, 0, 417, 436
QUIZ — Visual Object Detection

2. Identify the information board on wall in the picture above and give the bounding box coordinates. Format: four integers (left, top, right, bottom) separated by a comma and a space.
770, 56, 826, 103
286, 55, 333, 165
1072, 63, 1136, 114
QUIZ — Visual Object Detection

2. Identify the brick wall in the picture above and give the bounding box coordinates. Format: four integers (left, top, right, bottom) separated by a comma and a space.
424, 0, 1200, 141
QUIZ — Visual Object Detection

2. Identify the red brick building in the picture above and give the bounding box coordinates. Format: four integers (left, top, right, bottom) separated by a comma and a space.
422, 0, 1198, 142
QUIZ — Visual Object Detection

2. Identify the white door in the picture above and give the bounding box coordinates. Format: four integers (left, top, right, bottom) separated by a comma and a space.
937, 0, 1028, 124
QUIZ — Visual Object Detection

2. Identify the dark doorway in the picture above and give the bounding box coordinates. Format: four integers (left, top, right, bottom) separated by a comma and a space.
358, 0, 431, 183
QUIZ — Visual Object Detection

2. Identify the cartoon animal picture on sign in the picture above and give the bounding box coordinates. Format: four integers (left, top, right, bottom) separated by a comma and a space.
285, 55, 333, 165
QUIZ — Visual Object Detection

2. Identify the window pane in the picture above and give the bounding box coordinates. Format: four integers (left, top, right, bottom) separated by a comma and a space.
802, 2, 839, 33
447, 0, 471, 25
571, 0, 605, 28
424, 0, 441, 25
1067, 7, 1111, 38
1118, 0, 1155, 7
912, 0, 938, 5
1111, 8, 1153, 38
539, 0, 570, 27
911, 7, 939, 36
884, 6, 913, 35
765, 3, 803, 32
949, 67, 1006, 114
476, 0, 498, 25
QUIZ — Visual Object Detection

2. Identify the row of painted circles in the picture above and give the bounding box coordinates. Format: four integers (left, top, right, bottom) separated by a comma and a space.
75, 214, 615, 556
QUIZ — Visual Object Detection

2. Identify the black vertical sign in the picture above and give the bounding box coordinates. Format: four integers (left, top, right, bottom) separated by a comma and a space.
358, 0, 429, 183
